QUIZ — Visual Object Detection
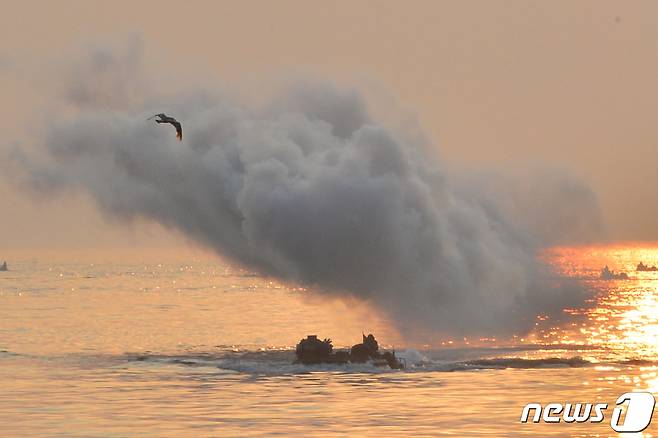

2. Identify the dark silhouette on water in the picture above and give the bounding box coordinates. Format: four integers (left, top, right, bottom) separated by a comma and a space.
295, 335, 334, 364
148, 113, 182, 141
350, 333, 379, 362
637, 262, 658, 272
295, 333, 404, 369
0, 261, 7, 271
600, 265, 628, 280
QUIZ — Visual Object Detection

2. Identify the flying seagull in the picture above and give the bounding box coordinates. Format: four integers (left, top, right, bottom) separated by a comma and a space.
148, 113, 182, 141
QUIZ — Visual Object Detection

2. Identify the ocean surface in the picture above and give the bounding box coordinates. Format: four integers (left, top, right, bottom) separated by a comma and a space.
2, 245, 658, 437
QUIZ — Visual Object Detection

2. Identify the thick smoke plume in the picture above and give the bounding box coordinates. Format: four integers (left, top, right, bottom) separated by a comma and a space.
11, 43, 602, 337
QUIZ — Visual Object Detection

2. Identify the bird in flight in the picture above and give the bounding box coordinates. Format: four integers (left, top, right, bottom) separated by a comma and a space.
148, 113, 182, 141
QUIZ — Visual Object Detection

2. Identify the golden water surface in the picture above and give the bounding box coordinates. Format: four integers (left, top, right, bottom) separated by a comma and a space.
2, 245, 658, 436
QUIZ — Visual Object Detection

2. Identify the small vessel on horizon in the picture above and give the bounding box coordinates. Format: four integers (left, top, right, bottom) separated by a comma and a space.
600, 265, 628, 280
637, 261, 658, 272
0, 261, 7, 272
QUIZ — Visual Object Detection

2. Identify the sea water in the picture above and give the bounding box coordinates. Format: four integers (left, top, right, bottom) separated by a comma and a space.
2, 245, 658, 436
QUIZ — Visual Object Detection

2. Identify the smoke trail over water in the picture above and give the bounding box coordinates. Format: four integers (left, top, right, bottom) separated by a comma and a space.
10, 43, 602, 337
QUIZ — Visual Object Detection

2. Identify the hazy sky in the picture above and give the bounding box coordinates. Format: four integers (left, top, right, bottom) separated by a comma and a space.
1, 0, 656, 249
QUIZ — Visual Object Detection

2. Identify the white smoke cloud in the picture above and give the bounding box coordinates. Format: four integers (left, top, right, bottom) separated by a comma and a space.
10, 42, 602, 337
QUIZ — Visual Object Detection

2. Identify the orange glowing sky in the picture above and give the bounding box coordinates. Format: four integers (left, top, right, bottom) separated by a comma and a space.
1, 1, 657, 249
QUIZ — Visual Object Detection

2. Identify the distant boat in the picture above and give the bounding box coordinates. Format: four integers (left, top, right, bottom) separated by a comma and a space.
637, 262, 658, 272
0, 261, 7, 271
600, 265, 628, 280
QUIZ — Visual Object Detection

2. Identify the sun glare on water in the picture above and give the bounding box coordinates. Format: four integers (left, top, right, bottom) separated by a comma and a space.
534, 245, 658, 362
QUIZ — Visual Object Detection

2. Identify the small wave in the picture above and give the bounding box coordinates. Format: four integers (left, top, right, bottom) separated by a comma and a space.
396, 349, 430, 367
0, 349, 22, 358
449, 356, 591, 371
125, 349, 596, 375
618, 358, 658, 366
